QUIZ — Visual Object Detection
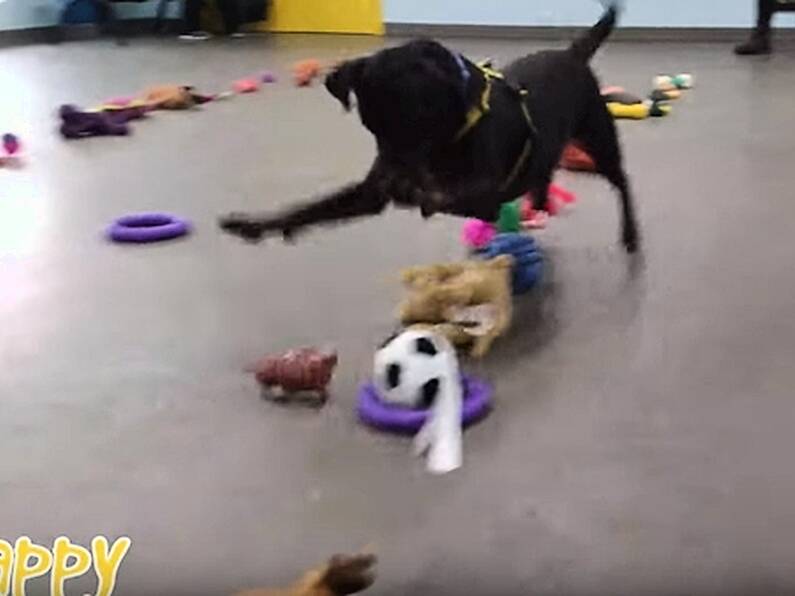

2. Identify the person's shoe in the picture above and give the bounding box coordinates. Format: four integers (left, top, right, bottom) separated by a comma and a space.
735, 31, 771, 55
179, 31, 212, 41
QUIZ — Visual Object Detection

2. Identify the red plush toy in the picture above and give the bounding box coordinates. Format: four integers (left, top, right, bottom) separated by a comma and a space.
246, 348, 338, 404
560, 141, 596, 172
520, 183, 577, 228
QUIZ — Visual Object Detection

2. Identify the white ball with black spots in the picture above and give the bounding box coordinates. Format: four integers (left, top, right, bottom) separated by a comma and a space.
374, 329, 452, 409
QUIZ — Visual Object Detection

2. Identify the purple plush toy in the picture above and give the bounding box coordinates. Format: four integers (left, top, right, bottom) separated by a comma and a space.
58, 105, 147, 140
2, 133, 20, 155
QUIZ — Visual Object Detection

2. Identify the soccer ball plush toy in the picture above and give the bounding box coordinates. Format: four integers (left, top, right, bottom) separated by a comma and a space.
374, 329, 454, 409
374, 329, 463, 474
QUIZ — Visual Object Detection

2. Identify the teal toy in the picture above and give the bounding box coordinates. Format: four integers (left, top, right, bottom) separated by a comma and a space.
653, 73, 694, 91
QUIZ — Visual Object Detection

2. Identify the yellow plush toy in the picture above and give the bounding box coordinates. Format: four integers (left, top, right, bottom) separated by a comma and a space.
399, 256, 514, 358
607, 100, 671, 120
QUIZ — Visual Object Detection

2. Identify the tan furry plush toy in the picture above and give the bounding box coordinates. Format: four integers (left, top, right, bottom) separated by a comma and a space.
234, 553, 377, 596
399, 255, 514, 358
142, 85, 199, 110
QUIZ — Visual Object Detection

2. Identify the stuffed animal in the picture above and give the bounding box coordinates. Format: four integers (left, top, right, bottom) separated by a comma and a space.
374, 329, 464, 474
246, 348, 338, 404
234, 553, 377, 596
607, 100, 670, 120
142, 85, 211, 110
463, 181, 574, 247
654, 73, 694, 91
496, 201, 522, 233
58, 104, 147, 139
3, 133, 20, 156
234, 78, 260, 93
293, 59, 323, 86
560, 141, 596, 172
521, 182, 577, 222
399, 256, 514, 358
461, 219, 496, 249
0, 133, 21, 166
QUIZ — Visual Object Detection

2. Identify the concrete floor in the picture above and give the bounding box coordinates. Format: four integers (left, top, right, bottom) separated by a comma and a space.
2, 34, 795, 596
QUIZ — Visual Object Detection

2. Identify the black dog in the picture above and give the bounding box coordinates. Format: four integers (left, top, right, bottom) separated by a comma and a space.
220, 3, 639, 253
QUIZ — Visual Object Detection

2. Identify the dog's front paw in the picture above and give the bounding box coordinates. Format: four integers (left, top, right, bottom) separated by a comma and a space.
419, 191, 451, 219
218, 213, 271, 243
281, 224, 298, 243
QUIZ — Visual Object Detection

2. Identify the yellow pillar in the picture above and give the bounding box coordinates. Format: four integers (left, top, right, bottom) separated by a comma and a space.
260, 0, 384, 35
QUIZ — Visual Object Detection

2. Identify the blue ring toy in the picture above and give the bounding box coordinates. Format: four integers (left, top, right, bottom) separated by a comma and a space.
477, 233, 543, 294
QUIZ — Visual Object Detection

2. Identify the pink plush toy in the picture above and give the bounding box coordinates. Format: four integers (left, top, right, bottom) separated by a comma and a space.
519, 199, 549, 229
549, 183, 576, 209
233, 78, 260, 93
461, 219, 496, 249
105, 96, 137, 107
522, 183, 577, 226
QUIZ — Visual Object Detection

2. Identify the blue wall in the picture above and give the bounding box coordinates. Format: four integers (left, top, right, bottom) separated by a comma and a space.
2, 0, 794, 31
0, 0, 181, 31
384, 0, 795, 28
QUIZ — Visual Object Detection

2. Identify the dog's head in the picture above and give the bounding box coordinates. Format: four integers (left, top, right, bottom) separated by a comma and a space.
325, 40, 469, 166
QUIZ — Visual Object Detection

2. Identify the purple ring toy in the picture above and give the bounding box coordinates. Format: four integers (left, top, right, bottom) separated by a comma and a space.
107, 213, 191, 243
357, 375, 492, 434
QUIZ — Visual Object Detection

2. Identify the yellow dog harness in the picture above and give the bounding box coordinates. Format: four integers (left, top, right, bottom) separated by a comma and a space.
454, 60, 536, 192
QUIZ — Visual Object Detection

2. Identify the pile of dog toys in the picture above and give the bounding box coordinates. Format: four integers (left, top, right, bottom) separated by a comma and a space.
462, 182, 577, 250
603, 72, 695, 120
246, 198, 551, 473
58, 59, 325, 140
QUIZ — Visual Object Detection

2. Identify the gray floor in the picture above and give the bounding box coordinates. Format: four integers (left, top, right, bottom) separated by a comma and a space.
2, 34, 795, 596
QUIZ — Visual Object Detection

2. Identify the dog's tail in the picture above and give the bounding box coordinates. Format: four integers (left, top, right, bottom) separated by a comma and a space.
569, 2, 620, 62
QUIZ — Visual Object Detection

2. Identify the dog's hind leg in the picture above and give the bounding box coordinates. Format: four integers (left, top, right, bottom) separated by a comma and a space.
602, 164, 640, 253
577, 103, 641, 253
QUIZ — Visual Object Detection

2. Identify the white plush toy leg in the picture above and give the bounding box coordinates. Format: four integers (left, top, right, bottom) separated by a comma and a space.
414, 339, 463, 475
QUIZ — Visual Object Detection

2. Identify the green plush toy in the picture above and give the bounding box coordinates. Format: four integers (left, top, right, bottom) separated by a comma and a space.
497, 201, 522, 233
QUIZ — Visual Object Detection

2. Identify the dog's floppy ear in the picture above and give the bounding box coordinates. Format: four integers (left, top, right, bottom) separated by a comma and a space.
325, 58, 366, 111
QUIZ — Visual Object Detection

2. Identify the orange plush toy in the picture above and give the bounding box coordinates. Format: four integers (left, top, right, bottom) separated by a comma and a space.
234, 553, 377, 596
142, 85, 207, 110
292, 59, 323, 87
